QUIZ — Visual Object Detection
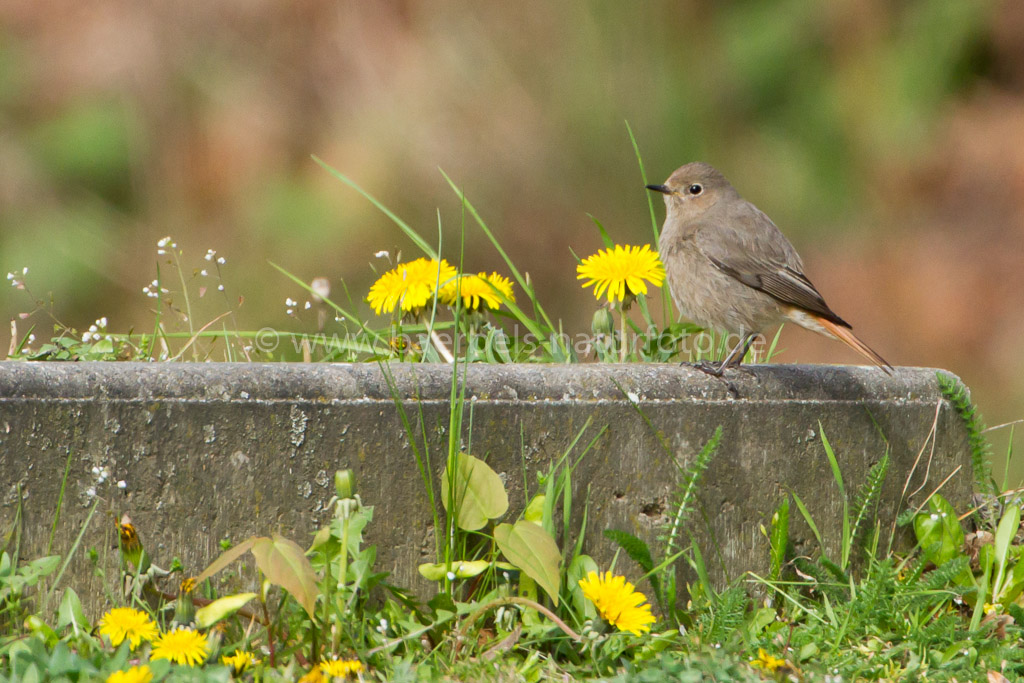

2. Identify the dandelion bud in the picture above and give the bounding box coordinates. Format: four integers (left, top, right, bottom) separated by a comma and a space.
591, 308, 615, 337
334, 469, 356, 499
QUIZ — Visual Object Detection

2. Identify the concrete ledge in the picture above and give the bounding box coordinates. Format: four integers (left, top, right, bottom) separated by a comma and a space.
0, 362, 971, 612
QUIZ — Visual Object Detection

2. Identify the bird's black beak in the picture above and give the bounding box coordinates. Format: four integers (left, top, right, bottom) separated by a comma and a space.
645, 184, 670, 194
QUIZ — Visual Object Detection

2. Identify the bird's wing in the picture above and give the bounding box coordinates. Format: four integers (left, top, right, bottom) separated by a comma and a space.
694, 204, 849, 327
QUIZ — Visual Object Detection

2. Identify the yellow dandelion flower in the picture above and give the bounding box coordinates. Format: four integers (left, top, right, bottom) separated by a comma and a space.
578, 570, 656, 636
576, 244, 665, 304
97, 607, 158, 650
367, 258, 457, 315
297, 668, 325, 683
106, 665, 153, 683
320, 657, 364, 679
750, 647, 786, 672
151, 626, 209, 666
180, 576, 197, 594
440, 272, 515, 312
221, 650, 258, 674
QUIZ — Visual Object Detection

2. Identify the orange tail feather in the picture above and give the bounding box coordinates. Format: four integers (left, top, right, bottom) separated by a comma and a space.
817, 317, 893, 374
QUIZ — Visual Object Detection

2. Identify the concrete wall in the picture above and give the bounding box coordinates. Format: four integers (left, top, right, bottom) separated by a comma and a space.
0, 362, 972, 613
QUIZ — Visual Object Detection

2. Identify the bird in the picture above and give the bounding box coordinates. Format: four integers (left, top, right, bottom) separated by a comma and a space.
646, 162, 891, 374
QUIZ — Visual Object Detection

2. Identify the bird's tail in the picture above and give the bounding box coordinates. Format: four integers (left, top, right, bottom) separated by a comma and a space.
817, 317, 893, 374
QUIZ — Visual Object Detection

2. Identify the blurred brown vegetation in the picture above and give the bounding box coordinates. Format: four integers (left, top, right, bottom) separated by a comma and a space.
1, 1, 1022, 468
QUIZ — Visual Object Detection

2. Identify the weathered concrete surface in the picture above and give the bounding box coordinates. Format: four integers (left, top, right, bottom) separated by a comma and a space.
0, 362, 971, 613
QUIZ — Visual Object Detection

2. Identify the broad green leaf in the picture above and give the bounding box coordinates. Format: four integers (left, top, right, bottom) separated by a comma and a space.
524, 494, 545, 525
196, 592, 258, 628
913, 494, 964, 566
418, 563, 447, 581
992, 504, 1021, 601
441, 452, 509, 531
417, 560, 492, 581
251, 534, 319, 618
994, 505, 1020, 578
56, 588, 88, 634
193, 537, 258, 584
495, 521, 560, 606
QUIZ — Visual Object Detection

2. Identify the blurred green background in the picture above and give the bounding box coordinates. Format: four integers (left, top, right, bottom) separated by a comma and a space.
2, 1, 1023, 470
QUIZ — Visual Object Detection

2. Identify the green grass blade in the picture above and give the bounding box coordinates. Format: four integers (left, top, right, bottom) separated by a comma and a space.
47, 451, 74, 555
626, 120, 672, 323
791, 491, 824, 550
437, 169, 559, 341
312, 155, 438, 259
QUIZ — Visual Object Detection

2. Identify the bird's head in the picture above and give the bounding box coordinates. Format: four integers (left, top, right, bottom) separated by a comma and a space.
646, 162, 736, 220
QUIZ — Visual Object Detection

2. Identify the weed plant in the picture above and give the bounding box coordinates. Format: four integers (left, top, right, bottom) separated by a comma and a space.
2, 144, 1022, 680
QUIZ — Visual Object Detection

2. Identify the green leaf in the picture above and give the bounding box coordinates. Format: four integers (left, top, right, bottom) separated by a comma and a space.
495, 521, 561, 606
441, 452, 509, 531
567, 554, 600, 619
913, 494, 964, 566
55, 588, 88, 635
524, 494, 545, 525
193, 537, 258, 585
417, 560, 491, 581
251, 534, 319, 618
993, 504, 1020, 597
196, 592, 258, 628
604, 529, 655, 574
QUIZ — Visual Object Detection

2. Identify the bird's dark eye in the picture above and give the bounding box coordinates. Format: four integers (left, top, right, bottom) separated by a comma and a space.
688, 184, 703, 195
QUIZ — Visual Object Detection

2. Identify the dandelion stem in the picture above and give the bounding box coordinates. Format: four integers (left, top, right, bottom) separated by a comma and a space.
430, 328, 454, 363
619, 304, 627, 363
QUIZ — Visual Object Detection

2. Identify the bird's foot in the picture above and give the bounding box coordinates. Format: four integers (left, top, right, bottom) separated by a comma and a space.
690, 361, 741, 398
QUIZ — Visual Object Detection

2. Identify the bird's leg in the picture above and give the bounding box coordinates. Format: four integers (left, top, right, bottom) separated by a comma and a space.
690, 332, 759, 397
717, 332, 759, 373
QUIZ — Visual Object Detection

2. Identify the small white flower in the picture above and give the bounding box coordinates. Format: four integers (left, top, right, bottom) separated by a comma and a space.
286, 309, 294, 316
98, 317, 107, 328
205, 249, 216, 261
627, 391, 640, 403
5, 273, 12, 280
22, 267, 28, 275
285, 298, 297, 307
304, 301, 311, 310
89, 324, 98, 333
374, 250, 389, 259
27, 334, 35, 343
86, 487, 96, 498
91, 466, 100, 475
200, 269, 208, 277
446, 571, 456, 581
217, 284, 224, 291
157, 236, 171, 247
157, 249, 166, 255
117, 480, 127, 489
82, 332, 92, 342
217, 257, 226, 265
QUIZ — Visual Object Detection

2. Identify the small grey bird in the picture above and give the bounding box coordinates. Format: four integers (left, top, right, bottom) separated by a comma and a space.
647, 162, 891, 373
